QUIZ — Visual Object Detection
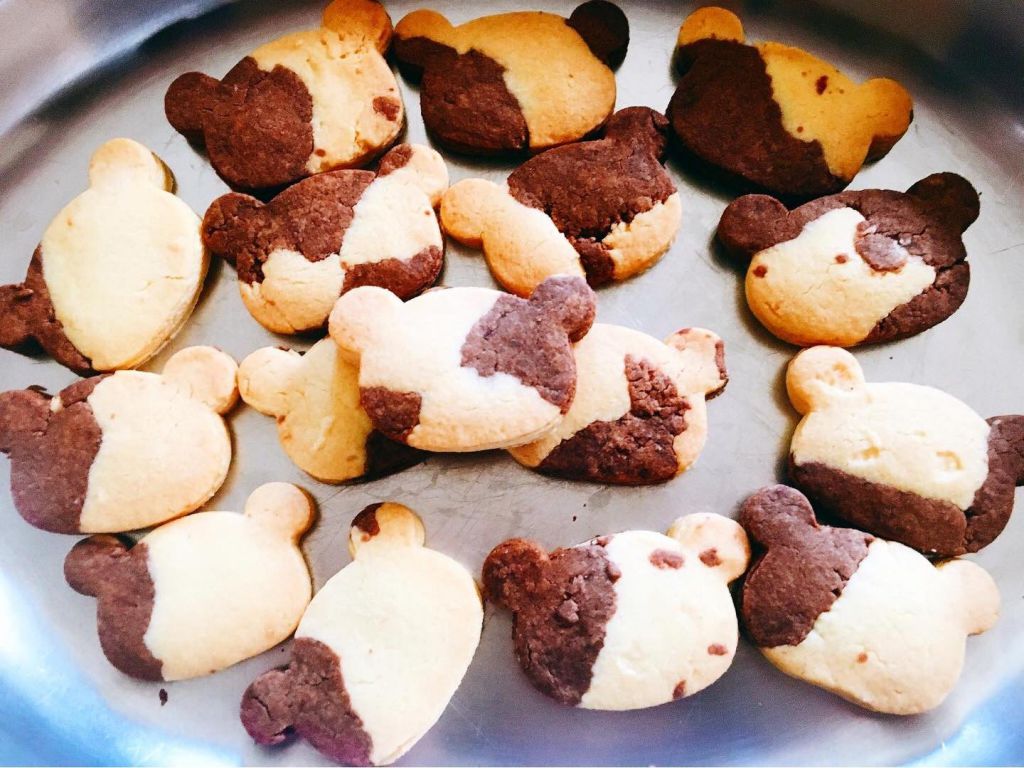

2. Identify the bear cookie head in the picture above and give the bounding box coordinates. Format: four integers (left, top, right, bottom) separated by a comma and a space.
65, 483, 314, 681
203, 143, 448, 334
165, 0, 403, 192
482, 513, 749, 710
786, 346, 1024, 556
328, 275, 597, 452
0, 346, 238, 535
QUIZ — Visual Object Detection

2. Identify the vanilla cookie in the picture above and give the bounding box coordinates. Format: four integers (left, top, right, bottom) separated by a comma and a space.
203, 144, 447, 334
483, 514, 749, 710
165, 0, 403, 191
393, 1, 627, 154
0, 346, 237, 534
667, 7, 912, 199
241, 503, 482, 766
786, 346, 1024, 556
740, 485, 999, 714
65, 483, 313, 681
441, 108, 680, 295
328, 276, 596, 452
509, 324, 726, 484
0, 139, 206, 375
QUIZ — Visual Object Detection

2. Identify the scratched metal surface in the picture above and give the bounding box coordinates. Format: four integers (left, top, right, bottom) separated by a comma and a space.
1, 0, 1023, 765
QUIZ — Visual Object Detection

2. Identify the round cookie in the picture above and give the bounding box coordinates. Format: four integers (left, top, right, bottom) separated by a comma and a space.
0, 346, 238, 534
165, 0, 404, 192
0, 139, 207, 375
393, 2, 627, 155
483, 513, 749, 710
739, 485, 1000, 715
241, 503, 482, 766
786, 346, 1024, 556
667, 7, 913, 199
203, 144, 448, 334
718, 173, 980, 347
509, 324, 727, 484
64, 483, 314, 681
328, 275, 596, 452
238, 340, 423, 483
441, 108, 681, 295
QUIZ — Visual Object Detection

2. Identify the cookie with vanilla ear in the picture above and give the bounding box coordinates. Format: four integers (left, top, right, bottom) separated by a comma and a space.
0, 139, 206, 375
786, 346, 1024, 556
65, 483, 314, 681
509, 324, 727, 484
667, 7, 912, 199
241, 503, 482, 766
482, 513, 749, 710
0, 346, 238, 534
740, 485, 1000, 714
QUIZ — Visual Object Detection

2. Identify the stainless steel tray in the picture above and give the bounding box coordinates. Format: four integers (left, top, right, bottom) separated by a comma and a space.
1, 1, 1023, 764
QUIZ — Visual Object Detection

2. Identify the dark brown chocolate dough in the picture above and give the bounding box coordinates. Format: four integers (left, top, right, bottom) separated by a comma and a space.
377, 144, 413, 176
360, 388, 422, 443
351, 504, 383, 537
482, 538, 618, 705
699, 548, 722, 567
241, 638, 373, 766
566, 0, 630, 68
708, 643, 728, 656
372, 95, 401, 121
739, 485, 872, 648
65, 537, 163, 680
649, 549, 684, 569
342, 246, 443, 299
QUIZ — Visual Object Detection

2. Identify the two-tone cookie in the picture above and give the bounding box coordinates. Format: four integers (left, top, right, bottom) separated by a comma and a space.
241, 503, 482, 766
441, 108, 681, 295
0, 346, 237, 534
483, 514, 749, 710
0, 139, 206, 375
203, 144, 448, 334
786, 346, 1024, 556
739, 485, 1000, 714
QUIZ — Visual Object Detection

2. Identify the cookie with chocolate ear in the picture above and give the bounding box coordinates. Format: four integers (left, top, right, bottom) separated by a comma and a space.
66, 483, 313, 681
240, 503, 482, 766
328, 275, 596, 452
165, 0, 403, 192
1, 346, 238, 534
483, 513, 749, 710
786, 346, 1024, 556
393, 1, 627, 155
718, 173, 980, 347
203, 144, 447, 334
0, 139, 206, 375
509, 324, 727, 484
667, 7, 913, 199
441, 107, 680, 296
739, 485, 1000, 715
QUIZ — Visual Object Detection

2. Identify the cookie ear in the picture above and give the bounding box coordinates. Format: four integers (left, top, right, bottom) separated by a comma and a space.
987, 415, 1024, 486
88, 139, 173, 191
244, 483, 316, 543
237, 347, 302, 418
786, 346, 865, 415
440, 179, 510, 248
322, 0, 394, 54
0, 388, 51, 455
717, 195, 790, 257
529, 276, 597, 343
482, 538, 548, 612
907, 173, 980, 233
165, 72, 220, 142
64, 535, 130, 597
240, 667, 298, 747
664, 327, 727, 398
202, 193, 266, 269
162, 346, 239, 415
377, 144, 449, 208
858, 78, 914, 161
738, 485, 819, 549
937, 559, 1000, 636
393, 10, 456, 79
0, 282, 37, 352
329, 286, 403, 359
348, 502, 425, 557
602, 107, 668, 159
667, 513, 750, 583
567, 1, 629, 69
677, 6, 745, 47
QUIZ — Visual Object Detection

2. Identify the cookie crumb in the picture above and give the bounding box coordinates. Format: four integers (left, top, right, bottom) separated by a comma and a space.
753, 265, 768, 278
159, 688, 168, 706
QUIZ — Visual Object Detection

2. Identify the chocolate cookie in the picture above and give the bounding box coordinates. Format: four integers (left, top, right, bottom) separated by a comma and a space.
393, 2, 627, 155
441, 108, 681, 295
667, 7, 913, 199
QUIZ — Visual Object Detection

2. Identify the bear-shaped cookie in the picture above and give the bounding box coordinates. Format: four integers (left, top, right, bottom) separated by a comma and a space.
718, 173, 980, 347
441, 108, 681, 296
483, 513, 749, 710
203, 144, 448, 334
0, 139, 206, 375
65, 483, 314, 681
165, 0, 403, 192
667, 7, 913, 199
393, 1, 628, 155
241, 503, 482, 766
739, 485, 1000, 714
238, 340, 423, 483
0, 346, 238, 534
786, 346, 1024, 556
509, 324, 727, 484
328, 275, 596, 452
